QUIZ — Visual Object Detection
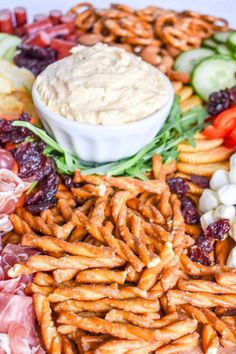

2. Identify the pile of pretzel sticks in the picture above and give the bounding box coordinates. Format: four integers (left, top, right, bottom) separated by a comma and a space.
4, 156, 236, 353
68, 3, 229, 75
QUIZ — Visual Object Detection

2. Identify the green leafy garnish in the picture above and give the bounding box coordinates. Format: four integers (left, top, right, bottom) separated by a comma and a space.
13, 97, 207, 179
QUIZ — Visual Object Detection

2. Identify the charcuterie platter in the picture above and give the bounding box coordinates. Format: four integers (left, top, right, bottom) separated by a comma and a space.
0, 3, 236, 354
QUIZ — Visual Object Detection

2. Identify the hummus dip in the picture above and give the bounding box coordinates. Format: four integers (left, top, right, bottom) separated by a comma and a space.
35, 43, 170, 125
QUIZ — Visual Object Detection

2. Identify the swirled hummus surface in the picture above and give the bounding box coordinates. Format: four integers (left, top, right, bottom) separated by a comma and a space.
35, 43, 170, 125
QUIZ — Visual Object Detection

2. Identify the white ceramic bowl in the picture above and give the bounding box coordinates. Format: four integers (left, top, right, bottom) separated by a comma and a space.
32, 75, 174, 163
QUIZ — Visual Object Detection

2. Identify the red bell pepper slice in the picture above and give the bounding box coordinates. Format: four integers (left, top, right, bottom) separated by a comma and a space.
213, 106, 236, 131
203, 125, 228, 139
224, 126, 236, 148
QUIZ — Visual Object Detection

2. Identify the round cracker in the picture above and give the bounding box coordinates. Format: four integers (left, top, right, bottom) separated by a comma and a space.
178, 146, 232, 164
194, 132, 208, 140
177, 161, 229, 177
188, 182, 203, 195
175, 172, 191, 180
178, 139, 223, 152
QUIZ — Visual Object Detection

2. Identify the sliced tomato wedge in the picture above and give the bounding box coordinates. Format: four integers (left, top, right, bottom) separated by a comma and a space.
203, 125, 228, 139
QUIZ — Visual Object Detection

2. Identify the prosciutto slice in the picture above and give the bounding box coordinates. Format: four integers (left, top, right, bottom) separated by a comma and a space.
0, 169, 28, 215
0, 216, 12, 235
0, 245, 44, 354
0, 150, 16, 172
0, 168, 30, 234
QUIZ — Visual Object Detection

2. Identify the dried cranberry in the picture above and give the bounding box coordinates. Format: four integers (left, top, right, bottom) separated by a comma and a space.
191, 174, 209, 188
205, 219, 230, 240
12, 142, 48, 180
196, 234, 214, 253
10, 139, 58, 213
25, 161, 58, 213
19, 113, 31, 122
181, 195, 200, 225
167, 177, 189, 197
61, 174, 74, 189
190, 246, 212, 266
0, 113, 32, 146
61, 174, 83, 189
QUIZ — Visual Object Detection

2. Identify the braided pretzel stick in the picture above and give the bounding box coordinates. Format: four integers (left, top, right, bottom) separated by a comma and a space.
94, 339, 150, 354
168, 289, 236, 307
155, 333, 199, 354
79, 335, 111, 352
76, 268, 127, 284
49, 283, 148, 303
33, 294, 62, 353
181, 304, 236, 347
21, 233, 115, 258
8, 252, 125, 277
105, 310, 179, 329
61, 335, 77, 354
54, 298, 160, 314
92, 320, 198, 353
216, 272, 236, 286
202, 324, 220, 354
138, 242, 174, 290
178, 278, 236, 294
57, 312, 197, 342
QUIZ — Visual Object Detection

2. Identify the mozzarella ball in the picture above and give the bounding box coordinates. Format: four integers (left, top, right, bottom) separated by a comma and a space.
227, 246, 236, 268
209, 169, 229, 191
214, 205, 236, 224
230, 153, 236, 168
217, 185, 236, 205
200, 210, 215, 230
199, 189, 219, 214
229, 165, 236, 184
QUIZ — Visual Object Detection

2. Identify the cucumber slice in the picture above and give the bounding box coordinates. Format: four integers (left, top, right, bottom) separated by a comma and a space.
227, 32, 236, 52
192, 55, 236, 102
216, 44, 232, 55
202, 38, 218, 49
0, 33, 9, 42
174, 48, 215, 74
214, 31, 232, 43
0, 35, 21, 59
